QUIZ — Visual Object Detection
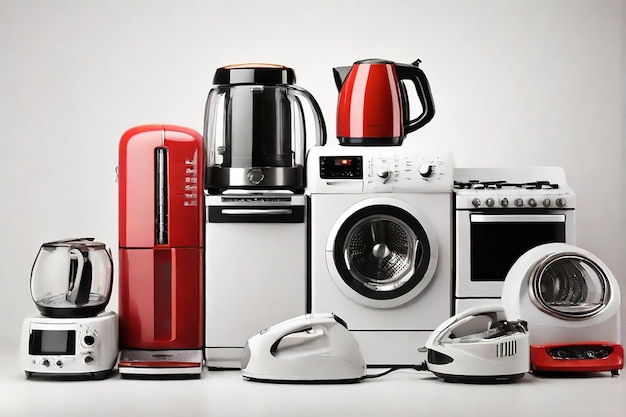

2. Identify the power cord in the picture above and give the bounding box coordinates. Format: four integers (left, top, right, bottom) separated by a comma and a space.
364, 360, 429, 379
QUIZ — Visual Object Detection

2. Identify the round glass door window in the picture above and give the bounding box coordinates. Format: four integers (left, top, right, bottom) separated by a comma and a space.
530, 253, 611, 319
332, 205, 432, 301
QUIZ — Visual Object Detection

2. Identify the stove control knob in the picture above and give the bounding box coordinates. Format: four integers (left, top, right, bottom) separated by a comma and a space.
486, 198, 495, 207
528, 198, 537, 207
542, 198, 551, 207
556, 198, 567, 208
418, 163, 434, 178
500, 198, 509, 207
247, 168, 264, 185
514, 198, 524, 207
471, 198, 481, 208
377, 169, 391, 182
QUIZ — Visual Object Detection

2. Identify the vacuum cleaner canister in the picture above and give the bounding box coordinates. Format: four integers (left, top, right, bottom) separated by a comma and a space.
420, 304, 530, 383
241, 313, 367, 383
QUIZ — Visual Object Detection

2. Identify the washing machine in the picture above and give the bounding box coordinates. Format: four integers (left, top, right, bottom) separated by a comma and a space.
501, 242, 623, 375
307, 146, 453, 366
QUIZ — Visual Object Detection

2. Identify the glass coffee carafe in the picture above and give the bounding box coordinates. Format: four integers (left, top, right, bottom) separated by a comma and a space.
203, 63, 326, 193
30, 238, 113, 318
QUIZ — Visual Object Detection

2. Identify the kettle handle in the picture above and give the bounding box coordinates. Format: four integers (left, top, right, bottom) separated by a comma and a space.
395, 60, 435, 134
288, 85, 328, 147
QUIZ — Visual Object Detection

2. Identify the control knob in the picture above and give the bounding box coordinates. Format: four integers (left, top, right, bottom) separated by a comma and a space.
500, 198, 509, 207
377, 169, 391, 183
528, 198, 537, 207
556, 198, 567, 208
247, 168, 264, 185
418, 163, 434, 178
471, 198, 481, 208
514, 198, 524, 207
486, 198, 495, 207
542, 198, 551, 207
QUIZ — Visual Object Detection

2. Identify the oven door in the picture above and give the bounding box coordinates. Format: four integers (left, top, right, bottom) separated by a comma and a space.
455, 211, 575, 300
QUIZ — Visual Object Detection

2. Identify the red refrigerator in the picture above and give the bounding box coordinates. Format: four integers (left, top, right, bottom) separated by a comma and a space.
117, 124, 204, 377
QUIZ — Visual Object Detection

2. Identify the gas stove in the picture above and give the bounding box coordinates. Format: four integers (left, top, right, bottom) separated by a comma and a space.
454, 167, 575, 210
453, 166, 576, 313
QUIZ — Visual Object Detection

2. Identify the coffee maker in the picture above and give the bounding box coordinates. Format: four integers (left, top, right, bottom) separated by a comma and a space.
203, 64, 326, 368
117, 124, 204, 378
20, 238, 118, 379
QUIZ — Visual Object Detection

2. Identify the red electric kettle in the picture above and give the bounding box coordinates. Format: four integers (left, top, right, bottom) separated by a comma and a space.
333, 58, 435, 146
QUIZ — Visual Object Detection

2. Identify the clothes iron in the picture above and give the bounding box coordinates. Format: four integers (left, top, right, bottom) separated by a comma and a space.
420, 304, 530, 383
241, 313, 366, 383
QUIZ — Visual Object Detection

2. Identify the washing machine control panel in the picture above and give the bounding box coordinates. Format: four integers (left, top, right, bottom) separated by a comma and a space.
363, 153, 452, 193
307, 147, 453, 194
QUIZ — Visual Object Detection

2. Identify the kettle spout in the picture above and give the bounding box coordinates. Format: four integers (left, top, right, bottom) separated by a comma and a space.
332, 66, 352, 91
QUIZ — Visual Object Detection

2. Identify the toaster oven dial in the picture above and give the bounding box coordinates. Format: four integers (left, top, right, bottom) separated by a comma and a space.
83, 335, 95, 346
41, 358, 51, 367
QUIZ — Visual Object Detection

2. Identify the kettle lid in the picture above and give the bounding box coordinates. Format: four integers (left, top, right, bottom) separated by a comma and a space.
354, 58, 394, 65
213, 63, 296, 85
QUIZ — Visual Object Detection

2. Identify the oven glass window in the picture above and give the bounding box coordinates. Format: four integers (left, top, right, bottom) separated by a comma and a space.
471, 221, 566, 282
29, 330, 76, 355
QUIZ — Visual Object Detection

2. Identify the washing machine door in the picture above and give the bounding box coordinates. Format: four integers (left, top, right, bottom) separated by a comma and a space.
529, 252, 611, 320
326, 198, 438, 308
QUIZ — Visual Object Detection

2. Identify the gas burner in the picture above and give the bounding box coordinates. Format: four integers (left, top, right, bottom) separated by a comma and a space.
454, 180, 559, 190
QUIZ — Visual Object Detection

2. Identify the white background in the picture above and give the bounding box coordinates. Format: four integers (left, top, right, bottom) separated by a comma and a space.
0, 0, 624, 351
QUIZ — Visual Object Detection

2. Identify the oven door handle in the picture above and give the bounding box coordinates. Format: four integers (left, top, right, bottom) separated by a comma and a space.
208, 205, 305, 223
470, 214, 566, 223
221, 209, 293, 216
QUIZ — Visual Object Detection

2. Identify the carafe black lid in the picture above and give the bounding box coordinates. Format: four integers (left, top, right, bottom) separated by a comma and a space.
213, 63, 296, 85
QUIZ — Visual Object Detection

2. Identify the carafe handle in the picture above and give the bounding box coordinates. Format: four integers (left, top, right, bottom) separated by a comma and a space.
395, 59, 435, 134
288, 85, 328, 147
66, 248, 91, 304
